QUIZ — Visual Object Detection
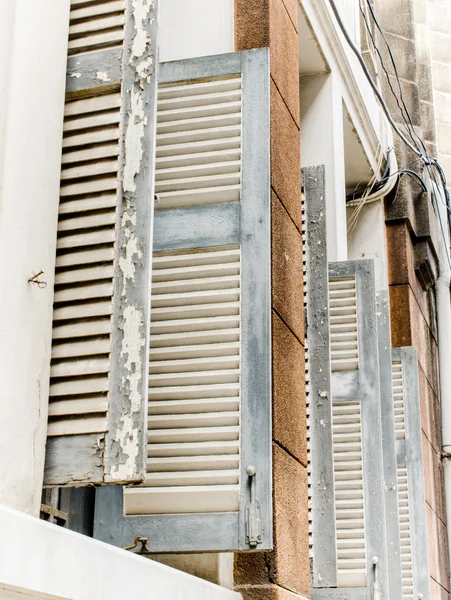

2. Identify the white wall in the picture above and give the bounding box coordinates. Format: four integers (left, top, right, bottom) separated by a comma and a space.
300, 73, 348, 262
159, 0, 234, 62
0, 0, 70, 515
0, 505, 242, 600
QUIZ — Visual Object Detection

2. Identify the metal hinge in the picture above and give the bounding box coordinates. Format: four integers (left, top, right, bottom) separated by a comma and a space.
245, 465, 262, 547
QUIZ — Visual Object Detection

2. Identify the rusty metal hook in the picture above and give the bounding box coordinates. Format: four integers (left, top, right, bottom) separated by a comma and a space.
28, 270, 47, 289
124, 535, 150, 554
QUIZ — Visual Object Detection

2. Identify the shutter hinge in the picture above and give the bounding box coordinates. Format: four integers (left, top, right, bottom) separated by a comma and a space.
245, 465, 262, 547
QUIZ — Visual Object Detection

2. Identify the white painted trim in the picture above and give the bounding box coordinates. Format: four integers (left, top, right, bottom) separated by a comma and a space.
300, 0, 385, 170
0, 0, 70, 515
0, 505, 242, 600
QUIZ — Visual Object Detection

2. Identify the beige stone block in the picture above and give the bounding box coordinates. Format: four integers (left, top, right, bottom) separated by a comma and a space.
429, 577, 450, 599
380, 33, 418, 82
272, 311, 307, 466
432, 62, 451, 94
281, 0, 298, 31
378, 0, 415, 38
270, 82, 302, 228
437, 122, 451, 155
429, 31, 451, 64
422, 433, 445, 519
428, 2, 451, 34
433, 90, 451, 126
234, 0, 270, 51
271, 444, 310, 597
271, 193, 304, 342
269, 0, 300, 126
236, 585, 308, 600
426, 502, 450, 591
418, 364, 441, 454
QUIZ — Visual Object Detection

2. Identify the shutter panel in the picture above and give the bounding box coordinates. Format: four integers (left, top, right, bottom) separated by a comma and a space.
392, 347, 430, 600
44, 0, 159, 486
328, 261, 387, 593
376, 292, 403, 598
304, 168, 389, 597
94, 49, 272, 552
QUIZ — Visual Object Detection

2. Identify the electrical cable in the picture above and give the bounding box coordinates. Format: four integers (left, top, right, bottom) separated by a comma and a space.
329, 0, 451, 258
327, 0, 422, 157
347, 158, 421, 201
363, 0, 429, 158
359, 2, 422, 154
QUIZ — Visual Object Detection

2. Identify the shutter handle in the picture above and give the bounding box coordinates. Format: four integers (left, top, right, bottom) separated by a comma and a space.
245, 465, 262, 547
372, 557, 381, 600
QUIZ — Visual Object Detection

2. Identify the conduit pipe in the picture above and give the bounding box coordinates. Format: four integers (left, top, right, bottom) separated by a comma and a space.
435, 186, 451, 586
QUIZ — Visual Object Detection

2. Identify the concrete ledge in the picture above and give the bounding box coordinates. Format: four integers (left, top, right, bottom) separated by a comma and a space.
0, 504, 242, 600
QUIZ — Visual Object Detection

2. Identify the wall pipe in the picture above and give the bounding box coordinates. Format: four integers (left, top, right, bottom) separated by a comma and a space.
435, 185, 451, 588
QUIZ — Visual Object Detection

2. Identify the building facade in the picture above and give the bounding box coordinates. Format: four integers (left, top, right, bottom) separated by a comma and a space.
0, 0, 450, 598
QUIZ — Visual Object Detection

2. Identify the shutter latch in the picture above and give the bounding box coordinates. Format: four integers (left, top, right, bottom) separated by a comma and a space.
245, 465, 262, 547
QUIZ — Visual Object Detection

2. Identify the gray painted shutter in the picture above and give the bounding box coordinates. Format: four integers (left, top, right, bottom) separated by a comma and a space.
94, 49, 272, 552
392, 347, 430, 600
44, 0, 159, 486
304, 167, 389, 598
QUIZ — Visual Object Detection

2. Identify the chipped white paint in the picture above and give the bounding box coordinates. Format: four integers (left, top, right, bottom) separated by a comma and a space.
123, 86, 145, 193
70, 72, 81, 78
136, 55, 153, 79
96, 71, 110, 82
130, 0, 153, 59
121, 304, 145, 413
118, 207, 142, 292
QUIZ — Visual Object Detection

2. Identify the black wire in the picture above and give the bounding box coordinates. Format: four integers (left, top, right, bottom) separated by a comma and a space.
346, 156, 422, 200
359, 4, 422, 153
363, 0, 428, 157
327, 0, 421, 156
329, 0, 451, 263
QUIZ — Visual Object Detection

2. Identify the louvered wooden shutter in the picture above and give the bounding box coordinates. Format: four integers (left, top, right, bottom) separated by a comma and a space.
94, 49, 272, 552
304, 168, 389, 597
328, 261, 387, 593
44, 0, 159, 486
392, 347, 430, 600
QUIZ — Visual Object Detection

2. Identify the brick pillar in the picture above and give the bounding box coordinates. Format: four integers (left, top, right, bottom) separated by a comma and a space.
234, 2, 310, 598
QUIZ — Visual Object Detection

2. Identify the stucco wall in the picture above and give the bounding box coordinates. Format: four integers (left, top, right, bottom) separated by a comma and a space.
0, 0, 70, 516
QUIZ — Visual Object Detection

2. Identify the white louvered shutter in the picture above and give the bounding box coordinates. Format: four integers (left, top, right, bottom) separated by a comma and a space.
328, 262, 388, 594
392, 348, 430, 600
304, 169, 389, 596
94, 49, 272, 553
44, 0, 159, 486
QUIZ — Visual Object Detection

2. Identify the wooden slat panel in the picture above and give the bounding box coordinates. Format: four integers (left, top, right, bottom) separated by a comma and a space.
48, 92, 120, 437
154, 78, 242, 209
125, 246, 241, 516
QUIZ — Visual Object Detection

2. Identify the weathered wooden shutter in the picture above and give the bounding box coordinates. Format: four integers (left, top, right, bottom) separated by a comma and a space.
392, 347, 430, 600
94, 49, 272, 552
44, 0, 159, 486
304, 168, 389, 598
376, 291, 403, 598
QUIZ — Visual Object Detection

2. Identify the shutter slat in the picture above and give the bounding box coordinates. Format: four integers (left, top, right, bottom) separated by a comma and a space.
123, 247, 241, 516
154, 78, 242, 210
45, 0, 157, 486
123, 485, 240, 515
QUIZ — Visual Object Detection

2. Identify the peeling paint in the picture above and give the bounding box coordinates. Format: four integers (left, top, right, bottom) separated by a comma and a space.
130, 0, 153, 58
70, 72, 81, 78
123, 87, 145, 193
96, 70, 110, 82
118, 207, 142, 292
